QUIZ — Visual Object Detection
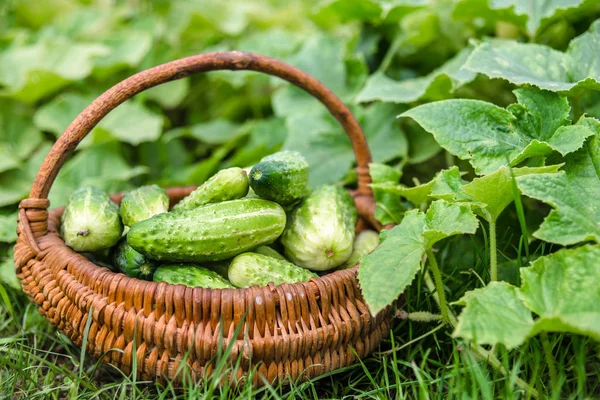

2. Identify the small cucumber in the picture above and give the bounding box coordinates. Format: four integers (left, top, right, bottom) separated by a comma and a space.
61, 186, 123, 252
111, 237, 158, 280
128, 198, 286, 262
338, 230, 380, 269
281, 185, 357, 271
120, 185, 169, 227
254, 245, 286, 260
228, 253, 317, 288
154, 264, 234, 288
173, 167, 249, 211
249, 151, 308, 208
205, 260, 231, 279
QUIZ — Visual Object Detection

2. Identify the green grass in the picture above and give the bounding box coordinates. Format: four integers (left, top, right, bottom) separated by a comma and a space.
1, 231, 599, 400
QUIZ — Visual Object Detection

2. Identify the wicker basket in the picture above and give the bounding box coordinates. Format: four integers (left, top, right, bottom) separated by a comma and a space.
14, 51, 393, 386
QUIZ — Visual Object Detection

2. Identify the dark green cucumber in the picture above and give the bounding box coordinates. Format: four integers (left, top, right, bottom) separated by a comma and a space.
281, 185, 357, 271
61, 186, 123, 252
228, 253, 317, 288
173, 167, 249, 211
338, 230, 380, 269
249, 151, 308, 208
120, 185, 169, 227
127, 198, 286, 262
154, 264, 234, 288
111, 237, 158, 280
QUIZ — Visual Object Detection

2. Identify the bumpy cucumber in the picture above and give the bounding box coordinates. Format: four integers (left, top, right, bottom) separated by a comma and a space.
254, 245, 285, 260
61, 186, 123, 252
128, 198, 286, 262
281, 185, 357, 271
228, 253, 317, 288
249, 151, 308, 208
111, 237, 158, 280
154, 264, 234, 288
120, 185, 169, 227
338, 230, 380, 269
173, 167, 249, 211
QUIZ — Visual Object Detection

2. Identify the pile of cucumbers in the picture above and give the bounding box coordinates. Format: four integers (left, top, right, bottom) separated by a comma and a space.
60, 151, 380, 289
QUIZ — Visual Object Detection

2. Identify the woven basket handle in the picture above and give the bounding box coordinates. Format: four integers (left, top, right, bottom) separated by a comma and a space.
29, 51, 373, 201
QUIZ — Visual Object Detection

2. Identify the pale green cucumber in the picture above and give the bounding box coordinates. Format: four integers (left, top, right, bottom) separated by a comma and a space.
173, 167, 249, 211
281, 185, 357, 271
254, 245, 285, 260
127, 198, 286, 262
338, 230, 380, 269
120, 185, 169, 227
228, 253, 317, 288
61, 186, 123, 252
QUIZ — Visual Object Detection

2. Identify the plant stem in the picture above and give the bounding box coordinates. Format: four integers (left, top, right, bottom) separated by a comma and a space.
425, 249, 451, 324
378, 34, 404, 73
541, 332, 558, 392
489, 220, 498, 281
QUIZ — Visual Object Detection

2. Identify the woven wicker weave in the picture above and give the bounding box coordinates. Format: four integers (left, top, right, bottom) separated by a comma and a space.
15, 52, 393, 386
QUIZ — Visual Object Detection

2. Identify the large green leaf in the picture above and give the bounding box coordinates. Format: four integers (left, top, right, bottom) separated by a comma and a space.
358, 200, 479, 315
520, 245, 600, 340
34, 93, 163, 145
465, 21, 600, 94
357, 47, 476, 104
453, 282, 535, 349
0, 212, 18, 243
454, 0, 592, 37
0, 37, 108, 103
517, 128, 600, 245
462, 164, 563, 222
401, 88, 597, 174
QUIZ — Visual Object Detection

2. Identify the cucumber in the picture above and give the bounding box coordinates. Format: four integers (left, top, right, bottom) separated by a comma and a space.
338, 230, 380, 269
254, 245, 285, 260
173, 167, 249, 211
154, 264, 234, 288
249, 151, 308, 208
281, 185, 357, 271
61, 186, 123, 252
228, 253, 317, 288
127, 198, 286, 262
111, 237, 158, 280
120, 185, 169, 227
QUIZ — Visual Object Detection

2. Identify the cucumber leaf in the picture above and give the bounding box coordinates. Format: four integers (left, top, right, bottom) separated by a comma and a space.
517, 127, 600, 245
453, 282, 535, 349
453, 245, 600, 348
369, 163, 404, 225
401, 87, 597, 174
465, 21, 600, 94
359, 200, 478, 316
520, 245, 600, 340
357, 47, 476, 104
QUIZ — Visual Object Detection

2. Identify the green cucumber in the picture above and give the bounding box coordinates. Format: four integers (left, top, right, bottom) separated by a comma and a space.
338, 230, 380, 269
120, 185, 169, 227
154, 264, 234, 288
228, 253, 317, 288
128, 198, 286, 262
249, 151, 308, 208
111, 237, 158, 280
205, 260, 231, 279
254, 245, 285, 260
281, 185, 357, 271
173, 167, 249, 211
61, 186, 123, 252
